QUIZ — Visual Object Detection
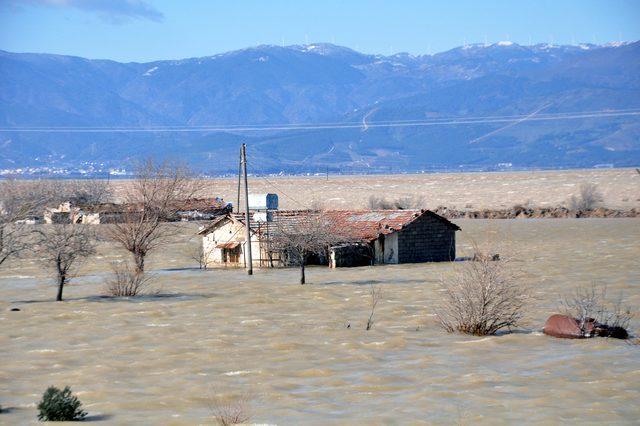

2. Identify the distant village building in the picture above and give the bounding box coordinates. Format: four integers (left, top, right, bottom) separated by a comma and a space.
76, 203, 129, 224
44, 202, 81, 224
14, 216, 44, 225
198, 200, 460, 268
42, 198, 231, 225
173, 197, 231, 221
43, 201, 129, 225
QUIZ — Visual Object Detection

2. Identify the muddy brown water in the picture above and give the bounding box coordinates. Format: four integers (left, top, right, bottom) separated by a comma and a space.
1, 219, 639, 424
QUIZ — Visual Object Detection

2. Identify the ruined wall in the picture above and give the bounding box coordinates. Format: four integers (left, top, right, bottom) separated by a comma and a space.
397, 215, 456, 263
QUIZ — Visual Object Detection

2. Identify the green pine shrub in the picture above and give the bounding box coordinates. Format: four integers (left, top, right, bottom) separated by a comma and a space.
37, 386, 87, 421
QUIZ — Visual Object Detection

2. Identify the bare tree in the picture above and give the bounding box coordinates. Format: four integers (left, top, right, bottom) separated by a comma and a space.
104, 262, 154, 297
107, 160, 202, 273
366, 284, 383, 330
211, 393, 252, 426
190, 240, 215, 270
0, 179, 51, 266
568, 183, 604, 211
394, 195, 426, 209
37, 224, 97, 301
561, 283, 632, 337
367, 195, 396, 210
271, 212, 341, 284
435, 257, 529, 335
60, 179, 113, 206
367, 194, 426, 210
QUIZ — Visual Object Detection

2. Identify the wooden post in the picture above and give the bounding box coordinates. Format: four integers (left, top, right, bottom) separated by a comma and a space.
241, 143, 253, 275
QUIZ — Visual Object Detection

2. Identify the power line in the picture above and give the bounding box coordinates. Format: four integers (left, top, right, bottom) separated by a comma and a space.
245, 155, 307, 209
8, 108, 640, 130
469, 102, 551, 144
1, 109, 638, 133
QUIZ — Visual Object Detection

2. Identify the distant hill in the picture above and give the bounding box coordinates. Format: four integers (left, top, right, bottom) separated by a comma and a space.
1, 41, 639, 174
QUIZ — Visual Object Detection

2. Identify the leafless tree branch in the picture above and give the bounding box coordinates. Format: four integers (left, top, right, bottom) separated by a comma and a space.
435, 257, 529, 335
107, 159, 203, 273
367, 194, 426, 210
561, 283, 632, 334
210, 393, 252, 426
104, 262, 154, 297
568, 183, 603, 211
271, 212, 344, 284
36, 224, 97, 301
366, 283, 383, 330
0, 179, 53, 266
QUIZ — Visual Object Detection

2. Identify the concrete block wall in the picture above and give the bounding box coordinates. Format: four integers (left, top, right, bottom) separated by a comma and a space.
397, 214, 456, 263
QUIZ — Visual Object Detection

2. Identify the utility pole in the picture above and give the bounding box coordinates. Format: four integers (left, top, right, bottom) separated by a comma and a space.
241, 143, 253, 275
236, 149, 242, 213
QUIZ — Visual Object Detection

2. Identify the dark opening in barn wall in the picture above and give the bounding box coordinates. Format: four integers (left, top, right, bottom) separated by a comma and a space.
330, 244, 374, 267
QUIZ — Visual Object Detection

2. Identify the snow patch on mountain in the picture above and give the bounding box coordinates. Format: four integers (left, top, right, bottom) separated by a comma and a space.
143, 66, 158, 76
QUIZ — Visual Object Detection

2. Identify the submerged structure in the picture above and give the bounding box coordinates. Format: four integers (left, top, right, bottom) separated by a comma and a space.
198, 205, 460, 268
41, 198, 230, 225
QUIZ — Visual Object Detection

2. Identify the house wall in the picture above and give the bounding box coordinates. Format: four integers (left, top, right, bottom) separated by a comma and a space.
397, 214, 456, 263
374, 238, 384, 264
81, 213, 101, 225
202, 220, 272, 268
382, 232, 399, 264
203, 220, 246, 267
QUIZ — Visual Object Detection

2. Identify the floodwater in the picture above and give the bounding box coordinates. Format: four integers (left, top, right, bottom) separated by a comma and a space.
1, 219, 639, 424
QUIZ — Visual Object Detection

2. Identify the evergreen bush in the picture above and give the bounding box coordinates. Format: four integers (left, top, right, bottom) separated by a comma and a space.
37, 386, 87, 421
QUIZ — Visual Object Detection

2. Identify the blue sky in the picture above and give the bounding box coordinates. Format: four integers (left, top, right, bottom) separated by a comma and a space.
1, 0, 639, 62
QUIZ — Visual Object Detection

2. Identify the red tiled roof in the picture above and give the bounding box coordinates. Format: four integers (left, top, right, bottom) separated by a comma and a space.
321, 210, 459, 241
198, 209, 459, 241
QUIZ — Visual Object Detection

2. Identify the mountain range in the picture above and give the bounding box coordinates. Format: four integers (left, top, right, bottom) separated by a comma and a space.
1, 41, 639, 174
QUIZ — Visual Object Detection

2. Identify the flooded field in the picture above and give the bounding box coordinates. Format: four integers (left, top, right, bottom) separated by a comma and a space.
1, 219, 639, 424
112, 168, 640, 210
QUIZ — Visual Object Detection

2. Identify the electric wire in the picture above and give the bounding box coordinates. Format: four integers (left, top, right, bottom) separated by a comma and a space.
1, 108, 638, 133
